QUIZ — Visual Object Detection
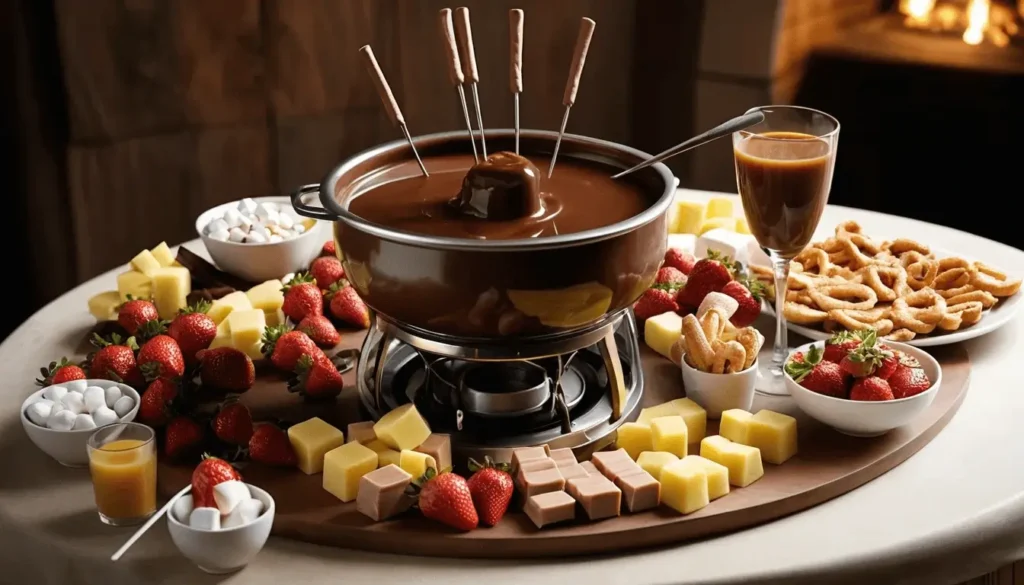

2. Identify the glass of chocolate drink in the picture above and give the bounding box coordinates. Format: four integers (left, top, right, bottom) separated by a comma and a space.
733, 105, 839, 395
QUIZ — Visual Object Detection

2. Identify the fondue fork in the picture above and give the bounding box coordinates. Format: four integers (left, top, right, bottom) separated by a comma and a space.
455, 7, 488, 159
358, 45, 429, 177
509, 9, 524, 155
548, 17, 596, 179
439, 8, 479, 164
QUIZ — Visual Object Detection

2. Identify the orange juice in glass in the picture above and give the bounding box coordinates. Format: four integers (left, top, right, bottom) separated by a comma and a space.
87, 423, 157, 526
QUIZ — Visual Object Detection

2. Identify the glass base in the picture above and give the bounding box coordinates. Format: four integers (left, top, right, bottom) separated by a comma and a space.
755, 361, 791, 396
99, 510, 153, 527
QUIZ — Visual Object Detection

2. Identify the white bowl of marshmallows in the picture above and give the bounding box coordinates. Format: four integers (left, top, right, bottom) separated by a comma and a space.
22, 379, 140, 467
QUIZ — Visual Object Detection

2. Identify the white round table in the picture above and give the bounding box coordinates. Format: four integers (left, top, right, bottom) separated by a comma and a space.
1, 189, 1021, 585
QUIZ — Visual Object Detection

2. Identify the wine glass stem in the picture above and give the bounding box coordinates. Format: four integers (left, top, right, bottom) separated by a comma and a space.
771, 255, 791, 373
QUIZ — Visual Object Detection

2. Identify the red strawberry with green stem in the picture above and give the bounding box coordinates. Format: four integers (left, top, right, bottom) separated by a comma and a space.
310, 256, 345, 289
289, 354, 344, 400
326, 281, 371, 329
282, 273, 323, 322
850, 376, 895, 401
633, 287, 679, 321
165, 416, 205, 460
785, 344, 850, 398
117, 297, 160, 335
87, 333, 144, 388
36, 357, 86, 386
298, 315, 341, 348
677, 251, 738, 308
719, 278, 765, 328
167, 301, 217, 364
321, 240, 336, 258
656, 267, 686, 286
192, 455, 242, 508
838, 331, 892, 378
262, 325, 322, 371
664, 248, 696, 275
212, 401, 254, 446
137, 334, 185, 381
888, 364, 932, 398
466, 457, 513, 527
138, 377, 179, 427
248, 424, 297, 466
823, 330, 862, 363
197, 347, 255, 392
412, 468, 479, 531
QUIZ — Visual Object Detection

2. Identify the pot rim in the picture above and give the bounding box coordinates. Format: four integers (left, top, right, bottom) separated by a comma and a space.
315, 129, 678, 252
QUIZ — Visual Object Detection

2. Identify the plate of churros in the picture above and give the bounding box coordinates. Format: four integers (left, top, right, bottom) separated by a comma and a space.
750, 221, 1023, 347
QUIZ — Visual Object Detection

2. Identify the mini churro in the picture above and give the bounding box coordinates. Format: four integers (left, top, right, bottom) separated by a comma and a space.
681, 314, 714, 370
807, 283, 878, 311
710, 339, 747, 374
891, 288, 946, 335
971, 261, 1022, 297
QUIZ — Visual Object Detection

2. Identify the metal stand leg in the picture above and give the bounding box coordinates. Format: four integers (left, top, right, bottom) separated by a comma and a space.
372, 328, 393, 412
597, 330, 627, 421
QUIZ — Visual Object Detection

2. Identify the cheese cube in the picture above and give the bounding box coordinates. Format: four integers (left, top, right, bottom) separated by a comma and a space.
699, 217, 736, 236
706, 196, 735, 219
735, 217, 751, 235
682, 455, 730, 500
150, 241, 176, 267
246, 280, 284, 311
150, 267, 191, 319
748, 410, 798, 465
660, 458, 709, 514
208, 291, 253, 325
323, 441, 378, 502
209, 320, 232, 349
227, 309, 266, 349
636, 451, 678, 481
88, 291, 122, 321
117, 270, 151, 301
399, 450, 436, 479
637, 398, 707, 442
130, 250, 162, 277
373, 403, 431, 451
366, 440, 401, 468
288, 417, 346, 474
696, 227, 751, 267
700, 435, 763, 487
239, 339, 265, 361
666, 233, 697, 255
644, 312, 683, 361
264, 308, 286, 327
671, 200, 706, 235
720, 409, 753, 445
615, 422, 653, 460
650, 416, 688, 457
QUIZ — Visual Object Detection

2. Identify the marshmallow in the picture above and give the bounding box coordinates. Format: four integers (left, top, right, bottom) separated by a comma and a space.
172, 495, 194, 524
293, 224, 306, 234
47, 409, 76, 431
222, 208, 243, 228
189, 507, 221, 531
696, 228, 754, 267
269, 235, 283, 243
113, 395, 135, 418
206, 218, 229, 235
61, 392, 86, 415
221, 498, 264, 529
65, 380, 87, 393
212, 480, 251, 515
210, 229, 230, 242
237, 198, 258, 215
697, 292, 740, 320
26, 400, 54, 426
42, 386, 67, 402
73, 413, 96, 431
92, 406, 118, 427
103, 386, 122, 409
246, 231, 267, 244
667, 233, 697, 255
83, 386, 106, 413
228, 227, 247, 243
278, 211, 295, 229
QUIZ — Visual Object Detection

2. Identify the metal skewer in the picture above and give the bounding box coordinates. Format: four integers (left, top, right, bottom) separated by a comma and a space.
439, 8, 479, 164
455, 7, 487, 159
358, 45, 429, 177
549, 17, 595, 178
509, 9, 524, 155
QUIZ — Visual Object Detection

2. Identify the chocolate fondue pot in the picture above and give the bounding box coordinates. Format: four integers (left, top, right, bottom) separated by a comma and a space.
291, 130, 677, 340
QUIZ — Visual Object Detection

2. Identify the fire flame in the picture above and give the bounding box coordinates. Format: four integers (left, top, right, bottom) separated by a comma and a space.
899, 0, 1019, 47
963, 0, 990, 44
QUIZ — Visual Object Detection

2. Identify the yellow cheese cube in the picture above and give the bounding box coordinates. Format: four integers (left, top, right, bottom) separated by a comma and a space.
637, 398, 707, 442
130, 250, 162, 277
323, 442, 378, 502
88, 291, 122, 321
748, 410, 798, 465
287, 417, 346, 475
399, 450, 436, 479
373, 403, 431, 451
637, 451, 678, 481
208, 291, 253, 325
246, 280, 284, 311
616, 422, 653, 460
735, 217, 751, 235
240, 340, 264, 361
150, 241, 176, 267
117, 270, 152, 301
227, 309, 266, 348
700, 435, 763, 487
706, 197, 735, 219
672, 200, 706, 235
661, 458, 709, 514
150, 267, 191, 320
650, 416, 688, 457
699, 216, 736, 235
720, 409, 753, 445
644, 312, 683, 361
367, 440, 401, 468
682, 455, 730, 500
209, 320, 232, 349
264, 308, 286, 327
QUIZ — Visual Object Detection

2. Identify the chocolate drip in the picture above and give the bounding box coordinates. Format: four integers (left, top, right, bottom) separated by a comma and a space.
453, 152, 542, 221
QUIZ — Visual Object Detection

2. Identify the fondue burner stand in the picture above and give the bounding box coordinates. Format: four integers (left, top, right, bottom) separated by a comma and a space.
356, 310, 643, 462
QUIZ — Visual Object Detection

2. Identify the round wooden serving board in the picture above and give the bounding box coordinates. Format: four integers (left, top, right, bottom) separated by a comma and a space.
158, 332, 970, 559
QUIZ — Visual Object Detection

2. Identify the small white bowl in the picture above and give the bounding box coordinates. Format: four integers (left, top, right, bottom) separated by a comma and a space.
21, 381, 140, 467
681, 357, 758, 419
195, 195, 329, 282
167, 483, 275, 574
784, 340, 942, 437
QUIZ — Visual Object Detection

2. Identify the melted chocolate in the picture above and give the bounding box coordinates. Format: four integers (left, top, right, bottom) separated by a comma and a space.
453, 152, 542, 221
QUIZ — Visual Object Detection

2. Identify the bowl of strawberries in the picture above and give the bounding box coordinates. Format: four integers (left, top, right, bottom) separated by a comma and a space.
783, 330, 941, 437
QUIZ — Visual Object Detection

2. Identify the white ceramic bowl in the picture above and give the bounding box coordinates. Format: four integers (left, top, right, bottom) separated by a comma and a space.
681, 357, 758, 419
167, 483, 275, 574
195, 195, 329, 282
784, 340, 942, 437
21, 381, 140, 467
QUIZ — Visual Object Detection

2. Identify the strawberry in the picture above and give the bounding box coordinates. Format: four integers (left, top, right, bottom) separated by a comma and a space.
167, 301, 217, 364
326, 281, 371, 329
164, 416, 205, 459
138, 377, 178, 427
785, 344, 849, 398
823, 330, 861, 363
466, 457, 513, 527
656, 267, 686, 286
414, 468, 478, 531
888, 364, 932, 398
677, 251, 737, 308
837, 330, 892, 378
633, 287, 679, 321
895, 350, 922, 369
117, 297, 160, 335
137, 335, 185, 381
212, 401, 254, 446
321, 240, 336, 257
192, 455, 242, 508
850, 376, 895, 401
310, 256, 345, 289
249, 424, 298, 466
876, 354, 898, 380
289, 354, 344, 400
719, 279, 764, 327
87, 333, 143, 388
663, 248, 696, 275
197, 347, 255, 392
298, 315, 341, 348
281, 273, 323, 322
36, 357, 86, 386
262, 325, 321, 371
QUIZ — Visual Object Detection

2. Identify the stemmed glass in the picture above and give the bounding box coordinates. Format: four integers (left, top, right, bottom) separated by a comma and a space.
733, 106, 840, 395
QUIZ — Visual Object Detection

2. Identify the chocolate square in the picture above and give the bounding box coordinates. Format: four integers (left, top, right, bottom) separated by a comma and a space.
518, 467, 565, 500
617, 470, 661, 512
591, 449, 641, 482
524, 491, 575, 529
548, 447, 578, 468
511, 445, 551, 471
347, 421, 377, 444
567, 475, 621, 520
414, 434, 451, 472
356, 464, 413, 522
579, 460, 599, 476
558, 464, 590, 480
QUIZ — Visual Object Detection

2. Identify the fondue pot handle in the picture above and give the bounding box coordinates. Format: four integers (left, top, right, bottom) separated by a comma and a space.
290, 184, 337, 221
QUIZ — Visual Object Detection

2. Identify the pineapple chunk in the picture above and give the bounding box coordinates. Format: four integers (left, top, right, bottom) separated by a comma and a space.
208, 291, 252, 324
88, 291, 122, 321
116, 271, 152, 301
150, 267, 190, 320
130, 250, 162, 277
227, 309, 266, 348
149, 241, 176, 267
246, 280, 284, 311
209, 320, 232, 349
